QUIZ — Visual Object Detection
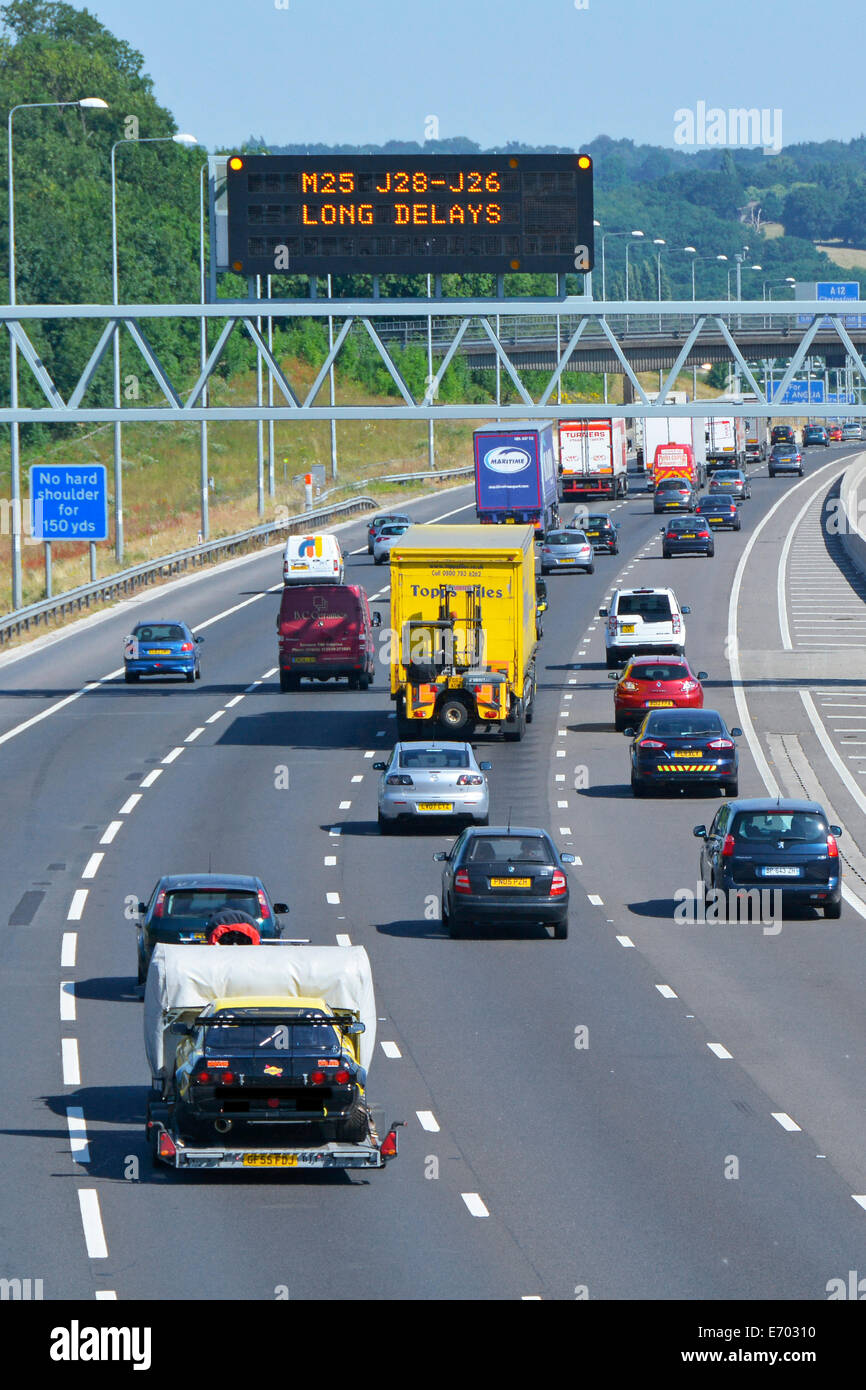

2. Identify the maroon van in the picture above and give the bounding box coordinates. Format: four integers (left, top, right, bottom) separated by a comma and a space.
277, 584, 380, 690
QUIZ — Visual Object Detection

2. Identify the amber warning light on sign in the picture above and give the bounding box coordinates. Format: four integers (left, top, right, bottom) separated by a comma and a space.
225, 153, 594, 277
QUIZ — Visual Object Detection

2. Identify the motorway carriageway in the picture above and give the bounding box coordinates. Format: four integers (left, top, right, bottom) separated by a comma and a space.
1, 452, 866, 1300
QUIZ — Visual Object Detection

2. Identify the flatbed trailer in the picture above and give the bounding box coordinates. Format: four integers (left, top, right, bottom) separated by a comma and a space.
146, 1101, 400, 1170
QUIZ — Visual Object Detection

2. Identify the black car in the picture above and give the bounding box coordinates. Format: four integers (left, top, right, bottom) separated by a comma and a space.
695, 495, 741, 530
653, 479, 696, 513
709, 469, 751, 501
770, 425, 796, 448
693, 798, 842, 919
627, 709, 741, 797
433, 826, 575, 938
135, 874, 289, 982
769, 445, 803, 477
802, 425, 829, 447
661, 515, 715, 559
583, 513, 620, 554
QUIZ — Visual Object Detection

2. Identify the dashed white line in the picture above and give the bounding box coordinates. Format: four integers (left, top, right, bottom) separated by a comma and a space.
461, 1192, 490, 1218
99, 821, 122, 846
77, 1190, 108, 1259
351, 775, 364, 783
81, 853, 103, 880
853, 1196, 866, 1212
185, 727, 205, 743
556, 750, 566, 758
162, 747, 184, 764
119, 794, 141, 815
416, 1110, 440, 1133
60, 981, 76, 1021
62, 1038, 81, 1085
557, 800, 568, 808
95, 1291, 118, 1300
587, 894, 603, 906
364, 750, 376, 758
205, 710, 225, 724
616, 935, 635, 948
225, 695, 245, 708
66, 1107, 90, 1163
140, 769, 162, 788
261, 667, 278, 678
559, 826, 572, 836
329, 826, 342, 837
336, 933, 352, 946
244, 681, 261, 692
326, 892, 341, 905
61, 932, 77, 967
707, 1043, 733, 1060
324, 856, 337, 866
655, 984, 677, 999
67, 889, 88, 922
772, 1112, 802, 1132
339, 801, 352, 810
380, 1041, 402, 1059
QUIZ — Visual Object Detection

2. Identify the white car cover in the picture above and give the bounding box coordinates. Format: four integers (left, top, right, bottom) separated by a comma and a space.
144, 943, 376, 1079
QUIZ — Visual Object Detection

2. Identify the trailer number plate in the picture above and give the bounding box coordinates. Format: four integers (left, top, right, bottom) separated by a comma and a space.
242, 1153, 299, 1167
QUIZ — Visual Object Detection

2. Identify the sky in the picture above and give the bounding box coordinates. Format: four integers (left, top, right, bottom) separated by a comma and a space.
78, 0, 863, 155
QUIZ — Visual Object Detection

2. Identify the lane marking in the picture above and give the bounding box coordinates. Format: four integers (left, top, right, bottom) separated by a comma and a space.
364, 750, 376, 758
380, 1041, 401, 1059
351, 775, 364, 783
185, 727, 205, 743
588, 894, 603, 906
95, 1291, 118, 1300
339, 800, 352, 810
329, 826, 342, 837
66, 1107, 90, 1163
226, 694, 245, 708
262, 666, 278, 678
772, 1112, 802, 1132
616, 935, 635, 948
461, 1192, 489, 1218
0, 678, 113, 750
60, 981, 76, 1021
655, 984, 677, 999
62, 1038, 81, 1085
77, 1190, 108, 1259
61, 932, 77, 967
557, 800, 568, 808
205, 710, 225, 724
119, 794, 141, 814
416, 1110, 440, 1132
324, 856, 337, 866
81, 853, 103, 880
140, 769, 162, 788
326, 892, 340, 904
707, 1043, 733, 1059
67, 889, 88, 921
99, 821, 122, 846
336, 933, 352, 946
162, 747, 184, 764
853, 1196, 866, 1212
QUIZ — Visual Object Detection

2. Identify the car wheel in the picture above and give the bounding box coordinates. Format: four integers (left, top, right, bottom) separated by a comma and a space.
348, 674, 360, 690
611, 545, 619, 555
553, 920, 568, 940
503, 698, 526, 742
541, 565, 550, 575
124, 671, 139, 684
377, 812, 395, 835
824, 900, 842, 919
707, 547, 715, 557
769, 470, 776, 477
334, 1099, 369, 1144
185, 670, 195, 683
137, 957, 147, 986
358, 672, 371, 690
586, 563, 594, 574
195, 664, 201, 680
663, 550, 671, 559
631, 776, 647, 797
798, 469, 803, 476
724, 779, 739, 797
734, 519, 741, 531
374, 555, 384, 565
605, 650, 620, 669
439, 696, 471, 734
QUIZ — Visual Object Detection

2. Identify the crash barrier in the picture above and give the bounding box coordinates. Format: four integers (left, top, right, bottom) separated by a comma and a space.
0, 464, 474, 646
837, 452, 866, 579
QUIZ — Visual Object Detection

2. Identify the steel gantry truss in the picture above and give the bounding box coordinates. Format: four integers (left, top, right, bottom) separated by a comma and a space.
3, 298, 866, 421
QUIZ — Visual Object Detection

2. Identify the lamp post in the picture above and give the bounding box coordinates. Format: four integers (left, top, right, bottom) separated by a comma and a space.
683, 249, 726, 395
111, 132, 198, 562
651, 238, 666, 332
199, 160, 209, 542
600, 228, 643, 301
7, 97, 108, 606
623, 231, 646, 332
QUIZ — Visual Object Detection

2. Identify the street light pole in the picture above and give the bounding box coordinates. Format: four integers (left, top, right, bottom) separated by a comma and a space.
199, 160, 209, 542
7, 97, 108, 607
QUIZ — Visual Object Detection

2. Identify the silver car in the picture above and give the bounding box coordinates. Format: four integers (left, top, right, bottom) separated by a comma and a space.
373, 522, 411, 564
539, 528, 595, 574
373, 742, 492, 832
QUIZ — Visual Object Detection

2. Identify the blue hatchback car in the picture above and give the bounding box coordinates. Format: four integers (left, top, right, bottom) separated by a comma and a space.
124, 620, 203, 683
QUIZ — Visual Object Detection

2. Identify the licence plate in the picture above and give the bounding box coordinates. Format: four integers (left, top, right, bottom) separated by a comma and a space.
709, 515, 724, 522
559, 557, 576, 563
418, 802, 453, 812
672, 751, 701, 758
586, 531, 599, 537
179, 932, 207, 942
148, 648, 171, 655
291, 563, 307, 569
761, 866, 801, 877
665, 501, 678, 507
681, 533, 696, 538
620, 623, 635, 634
490, 877, 531, 888
294, 656, 316, 662
647, 700, 674, 707
242, 1153, 299, 1168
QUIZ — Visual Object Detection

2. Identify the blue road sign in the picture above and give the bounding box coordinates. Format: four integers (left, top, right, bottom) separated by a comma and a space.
30, 465, 108, 541
798, 280, 865, 328
771, 380, 825, 404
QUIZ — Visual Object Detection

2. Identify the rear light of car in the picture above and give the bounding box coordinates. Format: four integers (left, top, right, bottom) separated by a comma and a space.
380, 1128, 399, 1158
619, 680, 638, 692
454, 869, 471, 894
706, 737, 734, 750
680, 680, 698, 692
386, 774, 413, 786
158, 1131, 177, 1159
220, 1072, 235, 1085
697, 531, 709, 539
542, 546, 551, 553
550, 870, 567, 896
152, 890, 166, 918
639, 738, 666, 749
179, 642, 193, 652
311, 1071, 326, 1086
456, 774, 483, 785
672, 614, 682, 634
721, 834, 736, 857
257, 889, 270, 918
335, 1069, 351, 1085
195, 1070, 211, 1084
827, 834, 839, 859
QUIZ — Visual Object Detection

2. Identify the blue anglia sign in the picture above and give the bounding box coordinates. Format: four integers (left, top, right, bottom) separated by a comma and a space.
30, 465, 108, 541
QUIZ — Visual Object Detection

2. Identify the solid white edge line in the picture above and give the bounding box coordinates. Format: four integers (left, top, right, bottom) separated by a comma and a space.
77, 1189, 108, 1258
62, 1038, 81, 1085
461, 1192, 490, 1218
60, 932, 77, 967
67, 889, 88, 922
81, 853, 103, 880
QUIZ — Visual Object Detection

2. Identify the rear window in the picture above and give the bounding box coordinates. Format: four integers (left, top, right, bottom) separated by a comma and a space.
730, 811, 828, 842
162, 890, 260, 919
547, 531, 587, 546
205, 1012, 340, 1054
280, 589, 360, 622
656, 479, 687, 490
629, 663, 689, 682
644, 712, 722, 736
615, 593, 673, 621
399, 748, 469, 769
135, 624, 186, 641
465, 835, 552, 864
586, 516, 611, 527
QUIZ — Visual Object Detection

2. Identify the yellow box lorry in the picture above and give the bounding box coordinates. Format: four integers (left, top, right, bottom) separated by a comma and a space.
388, 524, 538, 741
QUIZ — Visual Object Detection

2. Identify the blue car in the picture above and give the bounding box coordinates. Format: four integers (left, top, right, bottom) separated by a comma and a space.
124, 620, 203, 683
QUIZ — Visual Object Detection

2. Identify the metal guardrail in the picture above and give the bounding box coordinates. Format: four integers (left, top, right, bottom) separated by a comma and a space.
315, 464, 472, 504
0, 465, 475, 645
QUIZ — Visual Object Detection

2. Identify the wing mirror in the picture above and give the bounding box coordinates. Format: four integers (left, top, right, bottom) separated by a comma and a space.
479, 761, 492, 771
561, 853, 577, 864
693, 825, 708, 839
697, 671, 708, 680
623, 727, 636, 737
272, 902, 289, 915
371, 611, 382, 628
432, 852, 449, 862
830, 824, 843, 837
137, 901, 147, 915
170, 1022, 195, 1036
195, 635, 204, 644
730, 728, 742, 739
681, 605, 691, 615
598, 607, 608, 617
372, 761, 387, 771
343, 1021, 365, 1036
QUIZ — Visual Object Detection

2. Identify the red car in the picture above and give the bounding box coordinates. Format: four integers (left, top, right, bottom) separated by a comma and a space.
610, 655, 707, 731
829, 425, 843, 442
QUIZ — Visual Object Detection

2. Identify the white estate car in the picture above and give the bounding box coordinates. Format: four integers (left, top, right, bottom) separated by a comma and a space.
599, 587, 690, 669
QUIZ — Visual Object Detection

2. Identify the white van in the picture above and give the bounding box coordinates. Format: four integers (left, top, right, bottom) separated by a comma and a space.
282, 533, 345, 585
